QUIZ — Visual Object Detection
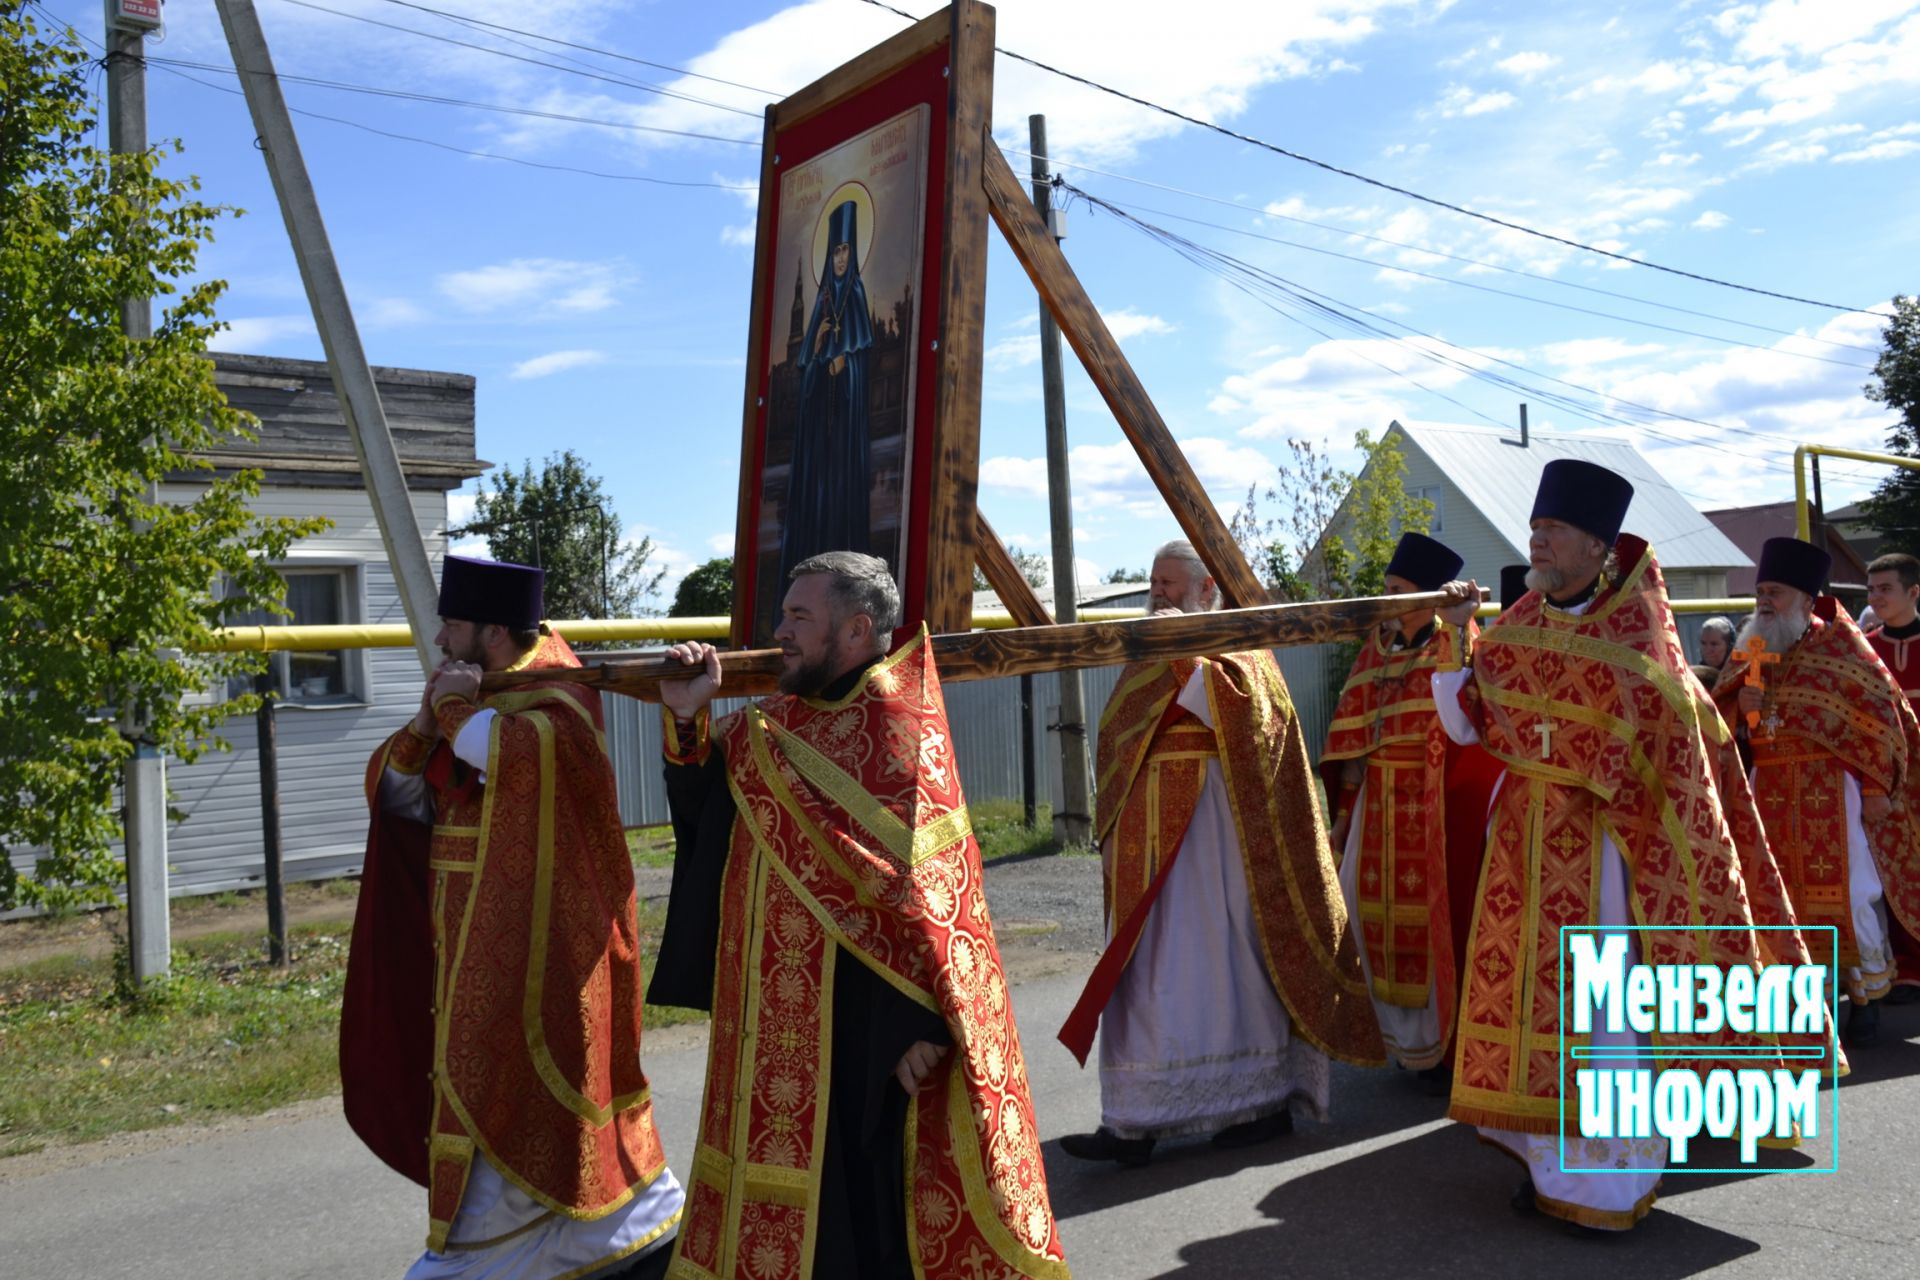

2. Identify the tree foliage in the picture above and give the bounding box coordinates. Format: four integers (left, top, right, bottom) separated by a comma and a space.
1231, 430, 1432, 602
1860, 296, 1920, 546
971, 547, 1050, 593
1102, 566, 1147, 584
1, 7, 327, 909
670, 556, 733, 618
464, 451, 665, 622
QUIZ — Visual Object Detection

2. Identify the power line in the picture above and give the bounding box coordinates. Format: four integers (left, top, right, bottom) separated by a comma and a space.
152, 60, 758, 191
1066, 186, 1844, 480
273, 0, 764, 120
1057, 184, 1873, 371
859, 0, 1890, 317
1006, 148, 1882, 357
145, 54, 758, 146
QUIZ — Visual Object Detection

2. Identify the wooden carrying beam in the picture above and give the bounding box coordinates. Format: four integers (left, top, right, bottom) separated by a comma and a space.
483, 590, 1460, 701
981, 138, 1268, 610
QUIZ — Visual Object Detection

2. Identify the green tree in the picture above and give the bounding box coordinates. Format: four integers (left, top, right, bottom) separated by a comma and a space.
670, 556, 734, 617
1860, 296, 1920, 546
1102, 566, 1147, 584
1231, 429, 1432, 602
463, 451, 665, 621
971, 547, 1050, 593
1, 7, 327, 909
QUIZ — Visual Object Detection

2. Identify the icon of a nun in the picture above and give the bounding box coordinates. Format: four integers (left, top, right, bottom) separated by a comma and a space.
779, 190, 874, 586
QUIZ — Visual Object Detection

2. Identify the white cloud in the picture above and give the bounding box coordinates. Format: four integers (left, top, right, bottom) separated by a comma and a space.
1692, 209, 1733, 229
209, 315, 315, 352
1494, 51, 1561, 80
1833, 138, 1920, 161
980, 435, 1274, 517
706, 532, 736, 554
1436, 85, 1518, 117
607, 0, 1428, 164
719, 223, 757, 247
1537, 338, 1667, 367
987, 307, 1171, 370
1207, 335, 1515, 441
439, 259, 625, 314
509, 349, 608, 380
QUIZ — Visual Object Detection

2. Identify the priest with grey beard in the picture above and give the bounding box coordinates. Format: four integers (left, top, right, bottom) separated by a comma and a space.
1713, 536, 1920, 1048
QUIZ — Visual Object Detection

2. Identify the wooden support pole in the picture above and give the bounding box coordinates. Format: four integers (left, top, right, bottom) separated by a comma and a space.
485, 589, 1468, 701
1026, 114, 1092, 847
982, 138, 1267, 609
215, 0, 439, 674
107, 8, 168, 985
254, 672, 288, 967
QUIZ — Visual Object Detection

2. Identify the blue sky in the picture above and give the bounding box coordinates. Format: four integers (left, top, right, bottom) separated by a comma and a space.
39, 0, 1920, 598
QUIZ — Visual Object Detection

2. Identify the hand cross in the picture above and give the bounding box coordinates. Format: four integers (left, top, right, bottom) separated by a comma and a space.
1732, 635, 1782, 737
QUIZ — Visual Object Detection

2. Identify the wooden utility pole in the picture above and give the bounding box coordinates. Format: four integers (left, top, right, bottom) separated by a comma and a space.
106, 0, 170, 984
214, 0, 439, 674
1028, 115, 1092, 846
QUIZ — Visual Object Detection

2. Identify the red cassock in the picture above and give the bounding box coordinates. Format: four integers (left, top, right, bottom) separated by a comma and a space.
341, 633, 670, 1251
1320, 622, 1502, 1065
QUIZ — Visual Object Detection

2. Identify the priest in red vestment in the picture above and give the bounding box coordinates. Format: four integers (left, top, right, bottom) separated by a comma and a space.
1056, 541, 1383, 1169
1713, 538, 1920, 1046
344, 555, 683, 1279
1433, 463, 1828, 1234
651, 551, 1066, 1280
1323, 533, 1500, 1091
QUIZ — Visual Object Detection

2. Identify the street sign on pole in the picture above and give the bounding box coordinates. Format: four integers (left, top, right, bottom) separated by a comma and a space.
108, 0, 164, 35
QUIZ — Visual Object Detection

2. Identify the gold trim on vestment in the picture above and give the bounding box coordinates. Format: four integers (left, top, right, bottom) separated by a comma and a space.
796, 625, 928, 712
762, 716, 973, 866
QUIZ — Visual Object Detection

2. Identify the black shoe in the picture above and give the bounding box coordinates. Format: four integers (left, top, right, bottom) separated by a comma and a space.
1211, 1111, 1293, 1149
1887, 985, 1920, 1006
1847, 1000, 1882, 1047
1059, 1127, 1155, 1167
1511, 1179, 1537, 1215
1416, 1063, 1453, 1098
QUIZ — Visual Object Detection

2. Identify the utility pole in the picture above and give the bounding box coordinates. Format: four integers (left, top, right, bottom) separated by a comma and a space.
1028, 115, 1092, 847
215, 0, 440, 674
106, 0, 170, 984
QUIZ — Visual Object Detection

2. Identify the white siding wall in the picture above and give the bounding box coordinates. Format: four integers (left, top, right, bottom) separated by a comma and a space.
156, 485, 448, 894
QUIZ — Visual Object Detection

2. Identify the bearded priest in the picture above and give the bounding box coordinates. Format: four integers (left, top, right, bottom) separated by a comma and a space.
1431, 462, 1824, 1234
1712, 537, 1920, 1047
649, 551, 1066, 1280
1056, 540, 1384, 1169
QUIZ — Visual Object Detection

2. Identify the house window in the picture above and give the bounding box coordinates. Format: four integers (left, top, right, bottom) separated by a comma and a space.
1413, 485, 1445, 534
227, 566, 365, 707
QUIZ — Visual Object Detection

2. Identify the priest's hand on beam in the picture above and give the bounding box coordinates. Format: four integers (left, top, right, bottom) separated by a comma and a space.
1437, 579, 1484, 627
894, 1040, 947, 1097
658, 642, 724, 721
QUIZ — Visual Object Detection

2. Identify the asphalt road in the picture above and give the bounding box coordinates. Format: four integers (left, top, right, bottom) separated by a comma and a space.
5, 856, 1918, 1278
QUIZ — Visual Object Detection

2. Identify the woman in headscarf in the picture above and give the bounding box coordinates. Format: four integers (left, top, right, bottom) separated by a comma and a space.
1697, 615, 1735, 672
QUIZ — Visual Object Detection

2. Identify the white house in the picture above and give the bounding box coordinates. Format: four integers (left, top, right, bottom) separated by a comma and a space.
140, 353, 483, 896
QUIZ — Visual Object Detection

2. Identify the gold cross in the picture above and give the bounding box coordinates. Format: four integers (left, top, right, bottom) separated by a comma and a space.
1535, 720, 1553, 760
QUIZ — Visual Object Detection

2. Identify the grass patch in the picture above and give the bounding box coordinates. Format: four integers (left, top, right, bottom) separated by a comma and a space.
627, 825, 680, 869
0, 902, 698, 1160
972, 799, 1073, 861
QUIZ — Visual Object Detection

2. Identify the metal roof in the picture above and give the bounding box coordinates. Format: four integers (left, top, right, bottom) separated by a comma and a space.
1393, 420, 1751, 570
